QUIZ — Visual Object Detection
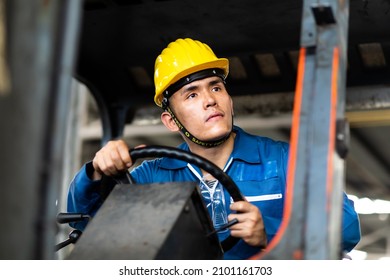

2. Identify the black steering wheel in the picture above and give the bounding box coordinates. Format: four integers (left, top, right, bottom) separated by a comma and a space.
113, 145, 246, 253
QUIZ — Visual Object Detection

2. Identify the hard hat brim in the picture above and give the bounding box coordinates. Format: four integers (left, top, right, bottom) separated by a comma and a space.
155, 58, 229, 107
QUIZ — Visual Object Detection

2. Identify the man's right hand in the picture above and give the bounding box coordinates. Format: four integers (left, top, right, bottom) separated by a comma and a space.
91, 139, 133, 180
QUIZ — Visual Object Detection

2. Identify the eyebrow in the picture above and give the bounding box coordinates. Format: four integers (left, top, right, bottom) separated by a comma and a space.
181, 77, 224, 95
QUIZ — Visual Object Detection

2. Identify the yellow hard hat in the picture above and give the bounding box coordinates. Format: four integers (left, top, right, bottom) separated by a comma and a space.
154, 38, 229, 107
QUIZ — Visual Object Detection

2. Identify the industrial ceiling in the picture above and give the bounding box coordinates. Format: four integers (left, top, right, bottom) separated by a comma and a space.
69, 0, 390, 260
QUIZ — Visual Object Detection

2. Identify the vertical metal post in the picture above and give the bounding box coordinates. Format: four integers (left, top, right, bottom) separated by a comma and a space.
255, 0, 350, 259
0, 0, 82, 259
41, 0, 83, 260
56, 80, 88, 260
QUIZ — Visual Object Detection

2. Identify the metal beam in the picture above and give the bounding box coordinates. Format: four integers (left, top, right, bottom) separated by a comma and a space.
0, 0, 82, 259
254, 0, 350, 260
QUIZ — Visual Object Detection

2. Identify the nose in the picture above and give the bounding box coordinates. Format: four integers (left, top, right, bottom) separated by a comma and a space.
203, 90, 217, 108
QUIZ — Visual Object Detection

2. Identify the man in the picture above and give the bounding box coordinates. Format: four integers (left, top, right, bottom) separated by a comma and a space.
67, 38, 361, 260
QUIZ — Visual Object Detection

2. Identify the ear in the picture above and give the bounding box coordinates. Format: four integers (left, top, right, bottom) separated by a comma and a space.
161, 111, 179, 132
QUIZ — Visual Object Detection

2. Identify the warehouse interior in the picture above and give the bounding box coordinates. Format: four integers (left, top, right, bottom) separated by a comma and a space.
68, 0, 390, 260
1, 0, 389, 260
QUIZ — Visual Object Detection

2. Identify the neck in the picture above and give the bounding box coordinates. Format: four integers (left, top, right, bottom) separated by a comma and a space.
187, 132, 235, 172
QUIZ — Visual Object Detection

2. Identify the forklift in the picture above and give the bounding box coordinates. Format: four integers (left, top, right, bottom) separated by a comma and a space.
1, 0, 389, 260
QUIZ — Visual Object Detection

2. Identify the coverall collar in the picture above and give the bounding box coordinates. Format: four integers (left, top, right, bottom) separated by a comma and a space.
159, 126, 262, 170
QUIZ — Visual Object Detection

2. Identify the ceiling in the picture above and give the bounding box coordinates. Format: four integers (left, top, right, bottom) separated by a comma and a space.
75, 0, 390, 259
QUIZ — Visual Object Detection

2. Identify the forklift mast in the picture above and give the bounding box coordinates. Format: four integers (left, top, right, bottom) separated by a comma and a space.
256, 1, 350, 260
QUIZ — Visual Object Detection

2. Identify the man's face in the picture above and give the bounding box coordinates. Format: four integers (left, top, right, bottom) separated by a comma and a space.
169, 75, 234, 142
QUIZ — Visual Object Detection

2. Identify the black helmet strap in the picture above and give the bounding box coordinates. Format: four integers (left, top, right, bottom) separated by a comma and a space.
166, 106, 231, 148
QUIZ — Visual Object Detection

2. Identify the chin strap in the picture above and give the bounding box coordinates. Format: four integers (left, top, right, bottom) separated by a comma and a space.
166, 106, 231, 148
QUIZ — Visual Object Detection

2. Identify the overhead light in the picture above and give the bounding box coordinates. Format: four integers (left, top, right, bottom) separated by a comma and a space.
358, 43, 387, 69
346, 109, 390, 127
228, 56, 248, 81
348, 195, 390, 214
254, 53, 281, 78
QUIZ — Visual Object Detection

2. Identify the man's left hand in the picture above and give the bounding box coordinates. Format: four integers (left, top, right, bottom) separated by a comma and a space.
228, 201, 267, 248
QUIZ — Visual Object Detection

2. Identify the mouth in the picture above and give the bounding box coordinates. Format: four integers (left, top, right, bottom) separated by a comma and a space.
206, 112, 224, 122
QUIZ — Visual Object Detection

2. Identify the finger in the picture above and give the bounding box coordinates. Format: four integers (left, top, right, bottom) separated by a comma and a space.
227, 212, 251, 228
100, 152, 118, 176
92, 156, 102, 175
93, 151, 111, 176
230, 201, 255, 213
117, 142, 133, 168
229, 226, 262, 247
101, 140, 130, 173
228, 221, 251, 239
228, 214, 265, 247
134, 144, 146, 149
228, 206, 262, 229
109, 146, 128, 171
93, 148, 120, 176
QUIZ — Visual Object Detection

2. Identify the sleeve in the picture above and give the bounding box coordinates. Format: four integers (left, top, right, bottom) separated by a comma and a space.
262, 215, 282, 244
66, 162, 104, 231
341, 193, 361, 252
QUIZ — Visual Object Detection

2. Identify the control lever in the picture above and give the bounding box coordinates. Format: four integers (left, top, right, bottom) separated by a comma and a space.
206, 218, 239, 237
56, 212, 91, 224
55, 229, 82, 251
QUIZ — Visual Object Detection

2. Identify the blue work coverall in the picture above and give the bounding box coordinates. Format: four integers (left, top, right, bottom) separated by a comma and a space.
67, 126, 361, 259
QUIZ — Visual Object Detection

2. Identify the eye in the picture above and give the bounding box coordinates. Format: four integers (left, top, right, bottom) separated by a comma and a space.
212, 86, 222, 92
186, 92, 197, 99
211, 81, 225, 92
